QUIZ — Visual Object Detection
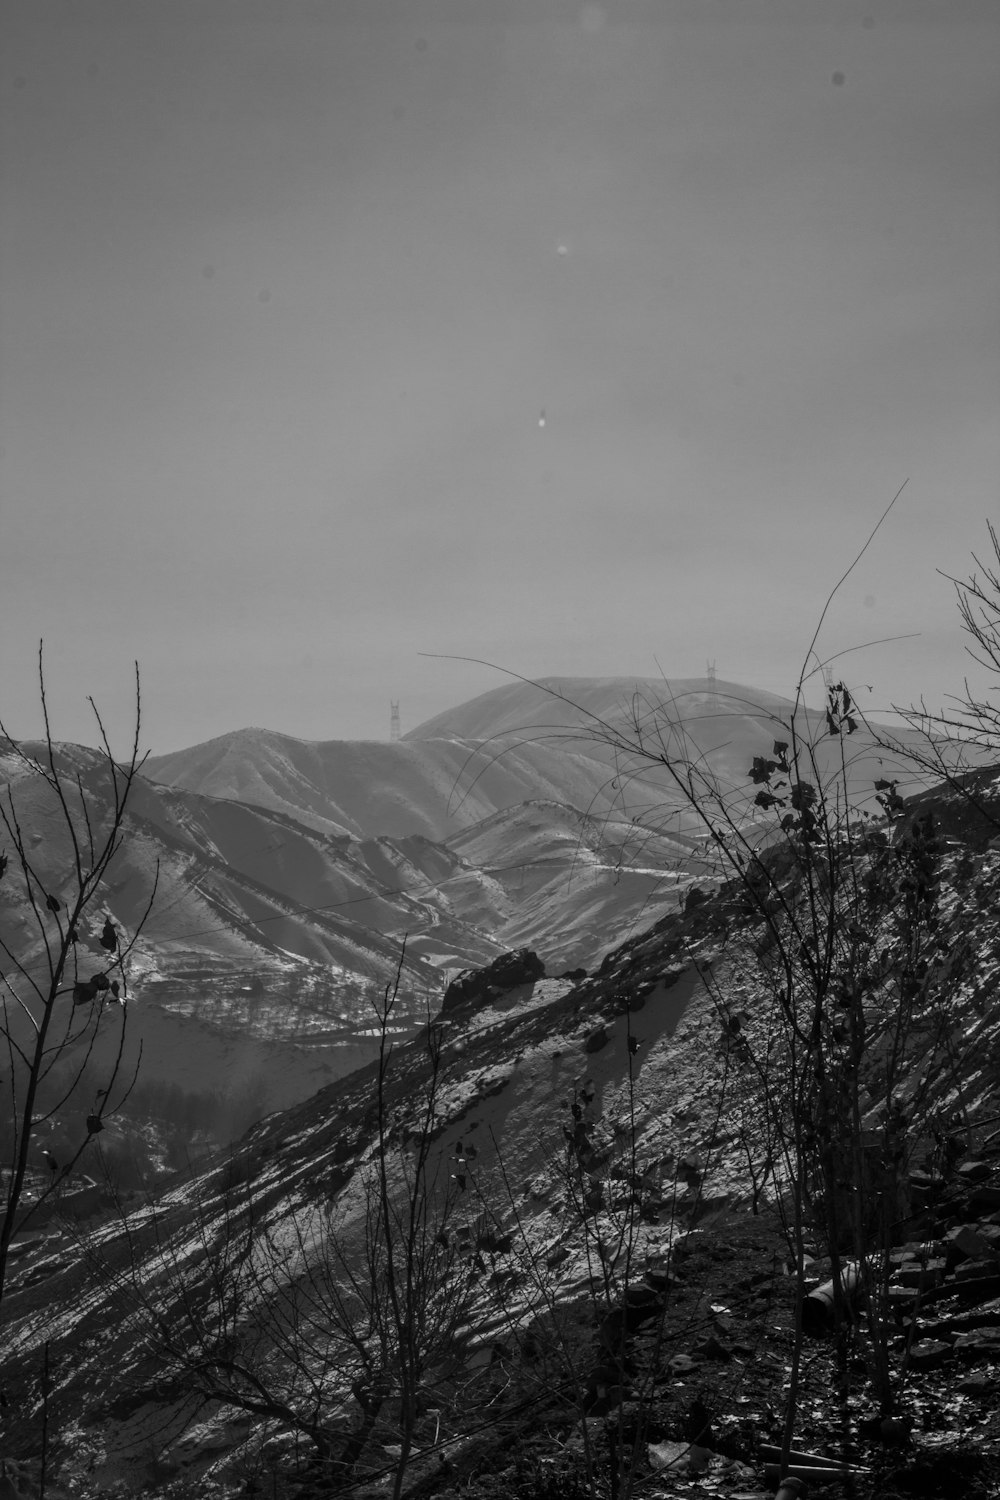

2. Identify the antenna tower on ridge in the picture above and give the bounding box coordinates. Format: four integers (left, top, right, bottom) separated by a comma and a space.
706, 660, 716, 692
390, 701, 400, 742
822, 665, 834, 691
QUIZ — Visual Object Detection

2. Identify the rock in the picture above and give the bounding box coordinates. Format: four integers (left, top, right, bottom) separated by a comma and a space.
487, 947, 546, 988
887, 1287, 920, 1323
894, 1258, 947, 1289
690, 1192, 733, 1224
643, 1263, 672, 1292
969, 1184, 1000, 1213
895, 1237, 945, 1259
953, 1327, 1000, 1357
908, 1339, 953, 1370
441, 948, 545, 1014
957, 1372, 993, 1395
671, 1229, 709, 1264
954, 1257, 1000, 1280
946, 1224, 1000, 1264
584, 1025, 609, 1054
952, 1273, 1000, 1304
957, 1159, 992, 1182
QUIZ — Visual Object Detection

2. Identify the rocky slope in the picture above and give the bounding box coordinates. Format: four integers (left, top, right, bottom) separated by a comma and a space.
3, 769, 1000, 1498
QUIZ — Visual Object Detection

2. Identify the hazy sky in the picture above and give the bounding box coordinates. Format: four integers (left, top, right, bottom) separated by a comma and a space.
1, 0, 997, 752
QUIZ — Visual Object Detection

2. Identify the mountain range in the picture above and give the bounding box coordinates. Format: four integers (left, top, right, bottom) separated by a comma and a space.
3, 675, 935, 1130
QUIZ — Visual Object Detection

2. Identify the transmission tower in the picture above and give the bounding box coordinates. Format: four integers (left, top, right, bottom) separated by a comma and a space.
706, 660, 716, 692
390, 701, 400, 742
822, 665, 835, 691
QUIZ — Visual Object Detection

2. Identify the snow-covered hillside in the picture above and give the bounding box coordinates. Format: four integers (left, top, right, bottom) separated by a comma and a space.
4, 766, 1000, 1497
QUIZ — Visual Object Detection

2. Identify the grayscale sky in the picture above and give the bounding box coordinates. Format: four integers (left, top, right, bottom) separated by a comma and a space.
1, 0, 997, 751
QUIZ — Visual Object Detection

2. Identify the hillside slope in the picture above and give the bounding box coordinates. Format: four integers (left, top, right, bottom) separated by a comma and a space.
408, 673, 934, 831
5, 772, 1000, 1497
405, 673, 796, 743
144, 726, 622, 842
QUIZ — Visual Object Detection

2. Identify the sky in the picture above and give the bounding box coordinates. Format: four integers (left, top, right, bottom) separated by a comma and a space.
1, 0, 998, 753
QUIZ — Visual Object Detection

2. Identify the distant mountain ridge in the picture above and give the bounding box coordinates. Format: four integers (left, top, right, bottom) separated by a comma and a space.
145, 673, 928, 844
144, 722, 622, 842
144, 675, 805, 844
404, 673, 800, 743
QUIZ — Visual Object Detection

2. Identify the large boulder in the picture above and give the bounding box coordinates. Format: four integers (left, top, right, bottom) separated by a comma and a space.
442, 948, 545, 1016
